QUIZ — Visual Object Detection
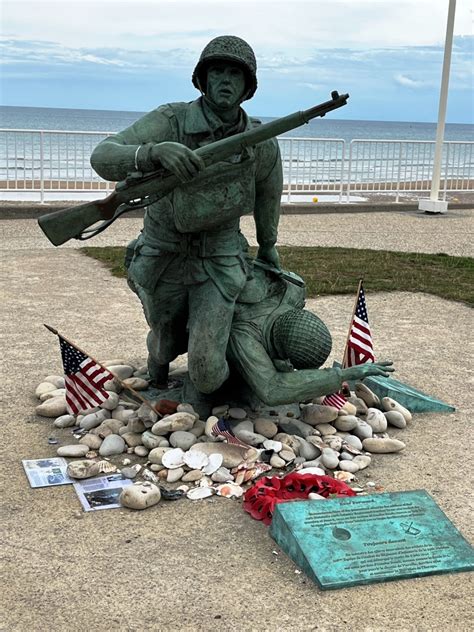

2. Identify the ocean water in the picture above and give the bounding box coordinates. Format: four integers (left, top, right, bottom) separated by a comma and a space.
1, 105, 473, 142
0, 106, 472, 187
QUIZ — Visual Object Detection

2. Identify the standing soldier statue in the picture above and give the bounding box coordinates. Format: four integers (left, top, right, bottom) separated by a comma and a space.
91, 36, 283, 393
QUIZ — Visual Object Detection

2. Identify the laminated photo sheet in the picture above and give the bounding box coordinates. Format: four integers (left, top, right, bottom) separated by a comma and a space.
73, 473, 133, 511
22, 457, 73, 488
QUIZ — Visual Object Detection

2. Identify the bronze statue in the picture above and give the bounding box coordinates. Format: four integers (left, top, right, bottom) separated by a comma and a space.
227, 265, 394, 406
37, 35, 353, 410
90, 36, 283, 393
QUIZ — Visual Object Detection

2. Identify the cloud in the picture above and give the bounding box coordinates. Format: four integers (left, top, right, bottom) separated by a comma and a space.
3, 0, 474, 53
393, 73, 428, 89
1, 31, 472, 121
0, 38, 136, 68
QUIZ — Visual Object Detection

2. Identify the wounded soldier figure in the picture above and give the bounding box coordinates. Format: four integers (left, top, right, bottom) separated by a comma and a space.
225, 264, 394, 406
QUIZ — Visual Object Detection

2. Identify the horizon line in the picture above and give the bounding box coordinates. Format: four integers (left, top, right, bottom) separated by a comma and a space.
0, 104, 472, 127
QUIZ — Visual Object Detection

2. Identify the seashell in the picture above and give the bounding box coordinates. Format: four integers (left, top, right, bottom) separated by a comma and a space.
297, 467, 325, 476
205, 415, 220, 438
122, 458, 131, 466
211, 467, 234, 483
251, 462, 272, 477
334, 470, 355, 482
216, 483, 244, 498
308, 492, 327, 501
177, 485, 190, 493
199, 476, 213, 487
201, 453, 223, 475
187, 487, 214, 500
96, 460, 118, 474
341, 441, 362, 455
142, 468, 159, 483
161, 448, 186, 469
263, 440, 283, 453
189, 443, 254, 469
183, 450, 209, 471
233, 470, 245, 485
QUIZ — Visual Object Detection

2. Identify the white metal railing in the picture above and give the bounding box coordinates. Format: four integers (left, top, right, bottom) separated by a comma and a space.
346, 139, 474, 202
279, 137, 346, 202
0, 129, 473, 204
0, 129, 112, 203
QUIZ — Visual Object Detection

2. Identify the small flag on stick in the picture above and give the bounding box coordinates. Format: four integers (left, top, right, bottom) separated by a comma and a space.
44, 324, 157, 416
321, 280, 375, 410
211, 417, 252, 449
59, 336, 114, 414
343, 280, 375, 368
321, 391, 347, 410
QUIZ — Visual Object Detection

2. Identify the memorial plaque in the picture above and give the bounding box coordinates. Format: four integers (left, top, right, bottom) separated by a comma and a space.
270, 490, 474, 590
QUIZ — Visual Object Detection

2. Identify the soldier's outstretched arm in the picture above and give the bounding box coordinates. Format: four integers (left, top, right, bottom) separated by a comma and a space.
228, 329, 394, 405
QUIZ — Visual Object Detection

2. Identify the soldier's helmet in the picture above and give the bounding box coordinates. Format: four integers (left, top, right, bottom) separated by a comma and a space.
272, 309, 332, 369
192, 35, 257, 100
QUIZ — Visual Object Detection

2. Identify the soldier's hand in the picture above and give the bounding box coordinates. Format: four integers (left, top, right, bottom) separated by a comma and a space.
256, 244, 280, 269
342, 360, 394, 382
151, 142, 205, 182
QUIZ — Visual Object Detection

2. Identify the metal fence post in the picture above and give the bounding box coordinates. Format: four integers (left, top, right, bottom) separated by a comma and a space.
39, 131, 45, 203
442, 143, 450, 201
346, 141, 353, 203
339, 140, 345, 203
286, 139, 293, 203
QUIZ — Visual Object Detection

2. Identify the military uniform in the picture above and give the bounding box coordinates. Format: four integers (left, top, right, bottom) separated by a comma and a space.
227, 267, 342, 405
91, 96, 282, 393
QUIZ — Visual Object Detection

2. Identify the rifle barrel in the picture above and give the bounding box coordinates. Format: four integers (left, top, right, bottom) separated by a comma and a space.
37, 91, 349, 246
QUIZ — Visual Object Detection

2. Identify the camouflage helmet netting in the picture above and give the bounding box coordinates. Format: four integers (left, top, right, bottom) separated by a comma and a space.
272, 309, 332, 369
192, 35, 257, 100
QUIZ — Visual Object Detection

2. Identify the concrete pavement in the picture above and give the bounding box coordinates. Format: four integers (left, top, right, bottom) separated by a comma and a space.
1, 214, 473, 631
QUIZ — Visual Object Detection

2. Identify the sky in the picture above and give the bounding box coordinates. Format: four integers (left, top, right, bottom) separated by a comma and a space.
1, 0, 473, 123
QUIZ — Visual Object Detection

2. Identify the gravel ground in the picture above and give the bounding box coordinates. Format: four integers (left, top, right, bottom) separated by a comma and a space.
1, 208, 474, 256
1, 214, 473, 632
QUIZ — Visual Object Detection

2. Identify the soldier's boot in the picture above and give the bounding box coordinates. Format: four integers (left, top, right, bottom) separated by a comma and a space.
148, 358, 169, 389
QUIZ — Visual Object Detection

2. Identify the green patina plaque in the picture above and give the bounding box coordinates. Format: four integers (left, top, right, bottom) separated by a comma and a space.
362, 375, 455, 413
270, 490, 474, 590
333, 362, 455, 413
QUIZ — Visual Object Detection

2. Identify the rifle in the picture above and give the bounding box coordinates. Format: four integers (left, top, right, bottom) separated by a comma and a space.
38, 91, 349, 246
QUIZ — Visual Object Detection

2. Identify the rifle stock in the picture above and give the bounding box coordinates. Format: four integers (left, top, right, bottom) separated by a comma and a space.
37, 193, 120, 246
38, 91, 349, 246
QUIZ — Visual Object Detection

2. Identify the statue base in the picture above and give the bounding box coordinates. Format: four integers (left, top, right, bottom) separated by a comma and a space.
136, 369, 300, 419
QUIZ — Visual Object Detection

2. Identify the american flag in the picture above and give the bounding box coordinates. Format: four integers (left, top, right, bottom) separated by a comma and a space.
321, 391, 347, 410
59, 336, 114, 414
343, 283, 375, 368
211, 417, 252, 448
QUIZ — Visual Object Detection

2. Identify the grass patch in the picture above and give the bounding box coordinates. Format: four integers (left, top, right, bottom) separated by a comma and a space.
81, 245, 474, 306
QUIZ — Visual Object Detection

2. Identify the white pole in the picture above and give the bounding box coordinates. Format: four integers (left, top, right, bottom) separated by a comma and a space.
419, 0, 456, 213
